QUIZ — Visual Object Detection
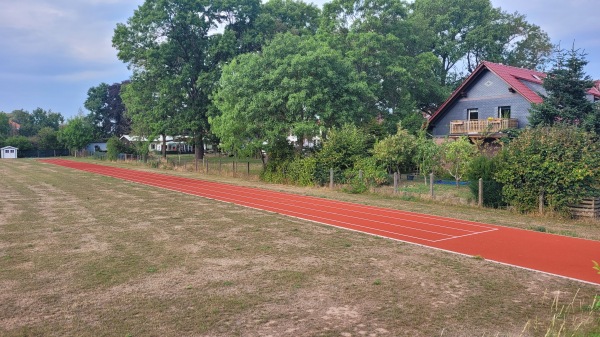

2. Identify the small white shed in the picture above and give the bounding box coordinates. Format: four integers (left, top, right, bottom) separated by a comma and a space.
1, 146, 18, 159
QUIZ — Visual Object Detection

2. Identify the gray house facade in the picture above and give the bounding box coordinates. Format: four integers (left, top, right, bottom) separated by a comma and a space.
429, 62, 600, 139
429, 61, 549, 139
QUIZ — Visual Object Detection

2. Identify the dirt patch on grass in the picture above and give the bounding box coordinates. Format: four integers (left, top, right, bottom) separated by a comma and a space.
0, 159, 598, 336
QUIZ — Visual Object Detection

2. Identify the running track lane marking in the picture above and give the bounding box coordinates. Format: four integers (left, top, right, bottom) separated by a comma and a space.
40, 159, 600, 286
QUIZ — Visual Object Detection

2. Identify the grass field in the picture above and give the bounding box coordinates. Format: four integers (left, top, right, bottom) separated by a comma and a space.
1, 159, 599, 336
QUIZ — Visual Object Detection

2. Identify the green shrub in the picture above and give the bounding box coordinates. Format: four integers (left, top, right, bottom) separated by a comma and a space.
495, 126, 600, 213
287, 156, 317, 186
466, 155, 505, 208
314, 124, 370, 185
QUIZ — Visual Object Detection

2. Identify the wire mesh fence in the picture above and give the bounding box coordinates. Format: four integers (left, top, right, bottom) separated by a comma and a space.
84, 153, 515, 208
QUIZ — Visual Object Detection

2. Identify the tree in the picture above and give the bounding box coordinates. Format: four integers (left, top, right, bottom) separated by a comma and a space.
495, 126, 600, 214
85, 82, 130, 138
57, 115, 95, 155
373, 125, 417, 174
3, 136, 34, 151
255, 0, 320, 41
410, 0, 552, 86
528, 47, 597, 133
211, 33, 373, 161
438, 137, 477, 186
0, 112, 10, 137
35, 127, 60, 150
113, 0, 262, 160
414, 130, 440, 183
10, 108, 63, 137
321, 0, 447, 130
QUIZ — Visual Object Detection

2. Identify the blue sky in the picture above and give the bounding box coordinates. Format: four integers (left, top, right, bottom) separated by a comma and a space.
0, 0, 598, 119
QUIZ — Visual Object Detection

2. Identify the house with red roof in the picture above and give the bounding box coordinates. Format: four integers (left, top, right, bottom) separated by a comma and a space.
8, 120, 20, 136
428, 61, 600, 139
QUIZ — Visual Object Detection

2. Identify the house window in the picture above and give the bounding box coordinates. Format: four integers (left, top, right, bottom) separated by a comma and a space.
467, 108, 479, 120
150, 144, 156, 150
498, 106, 511, 118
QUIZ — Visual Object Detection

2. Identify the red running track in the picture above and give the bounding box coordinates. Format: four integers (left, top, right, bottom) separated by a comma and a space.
41, 159, 600, 285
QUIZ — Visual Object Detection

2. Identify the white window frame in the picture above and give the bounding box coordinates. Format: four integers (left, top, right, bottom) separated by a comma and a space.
467, 108, 479, 120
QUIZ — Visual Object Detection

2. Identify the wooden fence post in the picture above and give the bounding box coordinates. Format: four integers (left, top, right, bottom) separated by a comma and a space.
205, 158, 209, 173
430, 173, 434, 198
247, 161, 250, 176
393, 172, 398, 194
330, 168, 334, 189
478, 178, 483, 207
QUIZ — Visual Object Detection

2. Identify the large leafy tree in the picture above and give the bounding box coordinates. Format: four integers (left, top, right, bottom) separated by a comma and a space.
120, 72, 176, 159
35, 127, 60, 150
321, 0, 446, 129
410, 0, 553, 86
0, 112, 10, 138
85, 82, 130, 138
254, 0, 320, 41
495, 126, 600, 214
57, 115, 96, 155
113, 0, 261, 160
528, 47, 598, 134
9, 108, 64, 137
211, 33, 373, 159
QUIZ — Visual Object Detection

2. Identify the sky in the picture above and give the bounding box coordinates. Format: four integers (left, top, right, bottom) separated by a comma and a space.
0, 0, 598, 119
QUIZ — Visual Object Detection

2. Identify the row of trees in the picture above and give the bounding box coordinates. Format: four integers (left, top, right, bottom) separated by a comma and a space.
0, 109, 64, 152
111, 0, 553, 160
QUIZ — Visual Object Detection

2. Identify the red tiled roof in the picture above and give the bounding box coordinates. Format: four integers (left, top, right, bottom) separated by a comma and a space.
8, 120, 20, 129
429, 62, 600, 124
483, 61, 546, 103
429, 61, 547, 124
588, 80, 600, 98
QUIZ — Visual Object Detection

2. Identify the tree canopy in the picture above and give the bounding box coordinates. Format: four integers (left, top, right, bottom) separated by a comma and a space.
113, 0, 264, 159
529, 47, 598, 134
211, 33, 373, 157
57, 115, 95, 153
85, 82, 130, 138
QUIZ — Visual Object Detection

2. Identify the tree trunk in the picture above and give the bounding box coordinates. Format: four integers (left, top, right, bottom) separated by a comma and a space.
194, 134, 204, 160
161, 133, 167, 159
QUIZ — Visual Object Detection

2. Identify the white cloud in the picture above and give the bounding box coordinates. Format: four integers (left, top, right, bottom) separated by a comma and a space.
0, 1, 135, 65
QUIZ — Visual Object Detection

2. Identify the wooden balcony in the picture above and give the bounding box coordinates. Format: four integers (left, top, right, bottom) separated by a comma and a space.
449, 118, 518, 135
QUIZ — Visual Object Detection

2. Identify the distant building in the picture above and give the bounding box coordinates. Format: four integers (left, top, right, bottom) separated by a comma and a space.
428, 61, 600, 140
1, 146, 18, 159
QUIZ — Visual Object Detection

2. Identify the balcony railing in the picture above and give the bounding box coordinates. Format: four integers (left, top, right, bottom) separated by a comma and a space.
449, 118, 518, 135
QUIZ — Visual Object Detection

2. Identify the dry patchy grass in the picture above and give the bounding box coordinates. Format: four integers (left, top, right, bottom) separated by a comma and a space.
0, 159, 598, 337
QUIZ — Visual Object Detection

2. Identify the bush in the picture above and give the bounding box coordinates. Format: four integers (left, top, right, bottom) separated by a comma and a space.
4, 136, 34, 151
343, 157, 389, 194
106, 136, 134, 161
314, 124, 370, 185
495, 126, 600, 214
287, 156, 317, 186
466, 155, 505, 208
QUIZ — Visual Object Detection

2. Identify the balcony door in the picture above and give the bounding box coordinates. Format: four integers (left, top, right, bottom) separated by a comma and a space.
498, 106, 511, 119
